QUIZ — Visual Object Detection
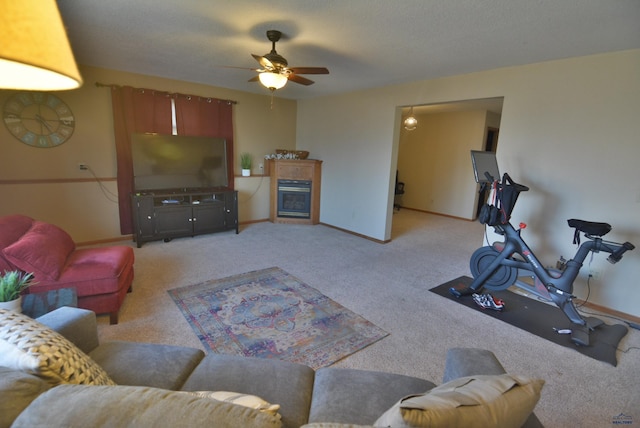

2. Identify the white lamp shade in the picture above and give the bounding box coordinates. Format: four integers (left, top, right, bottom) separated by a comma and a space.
258, 72, 288, 90
0, 0, 82, 90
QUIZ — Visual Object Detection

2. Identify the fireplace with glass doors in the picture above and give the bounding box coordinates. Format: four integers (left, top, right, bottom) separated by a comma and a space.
269, 159, 322, 224
277, 180, 312, 218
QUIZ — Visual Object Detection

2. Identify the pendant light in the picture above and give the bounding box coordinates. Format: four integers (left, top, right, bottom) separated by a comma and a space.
404, 106, 418, 131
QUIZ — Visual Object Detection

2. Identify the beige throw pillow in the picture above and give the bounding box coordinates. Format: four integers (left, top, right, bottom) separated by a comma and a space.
0, 309, 115, 386
374, 374, 544, 428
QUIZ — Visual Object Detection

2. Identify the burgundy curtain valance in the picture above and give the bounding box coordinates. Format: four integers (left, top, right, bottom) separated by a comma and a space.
96, 82, 237, 106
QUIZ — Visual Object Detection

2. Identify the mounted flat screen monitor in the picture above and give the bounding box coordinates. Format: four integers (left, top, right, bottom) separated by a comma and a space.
132, 133, 228, 191
470, 150, 500, 183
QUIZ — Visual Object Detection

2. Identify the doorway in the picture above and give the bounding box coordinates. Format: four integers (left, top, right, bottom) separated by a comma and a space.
395, 97, 503, 222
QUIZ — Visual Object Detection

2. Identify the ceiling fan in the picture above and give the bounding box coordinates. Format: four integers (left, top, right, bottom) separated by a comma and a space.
244, 30, 329, 91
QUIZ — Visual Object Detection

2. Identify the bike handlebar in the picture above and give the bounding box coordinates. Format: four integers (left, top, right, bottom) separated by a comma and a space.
607, 241, 635, 264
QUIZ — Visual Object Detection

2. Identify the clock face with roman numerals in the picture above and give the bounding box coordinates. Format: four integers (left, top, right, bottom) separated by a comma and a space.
3, 91, 75, 148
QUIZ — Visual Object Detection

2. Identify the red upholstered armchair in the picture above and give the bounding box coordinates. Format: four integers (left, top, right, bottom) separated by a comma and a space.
0, 215, 134, 324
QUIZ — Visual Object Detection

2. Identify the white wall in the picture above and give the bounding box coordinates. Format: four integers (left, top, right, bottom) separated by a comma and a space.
297, 49, 640, 318
297, 92, 398, 239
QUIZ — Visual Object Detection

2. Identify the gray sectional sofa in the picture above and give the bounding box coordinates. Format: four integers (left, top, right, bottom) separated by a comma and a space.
1, 307, 543, 427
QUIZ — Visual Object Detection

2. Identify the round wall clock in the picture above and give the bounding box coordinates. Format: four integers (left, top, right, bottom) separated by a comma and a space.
3, 91, 76, 148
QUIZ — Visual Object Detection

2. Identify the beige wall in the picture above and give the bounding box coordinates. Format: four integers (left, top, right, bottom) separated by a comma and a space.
0, 65, 297, 241
397, 109, 489, 217
297, 49, 640, 318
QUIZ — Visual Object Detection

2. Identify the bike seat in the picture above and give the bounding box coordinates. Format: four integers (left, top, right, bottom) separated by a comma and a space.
568, 219, 611, 238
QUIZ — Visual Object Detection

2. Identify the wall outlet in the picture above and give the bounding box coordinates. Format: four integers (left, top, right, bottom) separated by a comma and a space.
78, 163, 88, 170
259, 163, 264, 171
589, 268, 601, 280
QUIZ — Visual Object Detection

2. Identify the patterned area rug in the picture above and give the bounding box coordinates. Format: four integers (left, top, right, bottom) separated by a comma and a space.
168, 267, 388, 369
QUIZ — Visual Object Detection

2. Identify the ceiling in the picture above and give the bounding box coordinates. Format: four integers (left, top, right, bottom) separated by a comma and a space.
57, 0, 640, 101
410, 97, 504, 116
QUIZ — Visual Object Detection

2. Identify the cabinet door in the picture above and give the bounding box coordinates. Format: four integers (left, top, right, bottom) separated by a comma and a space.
133, 196, 155, 239
193, 203, 226, 234
154, 206, 193, 237
224, 191, 239, 232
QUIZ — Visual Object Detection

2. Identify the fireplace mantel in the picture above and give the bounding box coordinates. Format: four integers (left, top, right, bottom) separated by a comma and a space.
269, 159, 322, 224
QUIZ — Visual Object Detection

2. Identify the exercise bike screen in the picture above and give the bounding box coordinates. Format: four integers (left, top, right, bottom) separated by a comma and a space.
471, 150, 500, 183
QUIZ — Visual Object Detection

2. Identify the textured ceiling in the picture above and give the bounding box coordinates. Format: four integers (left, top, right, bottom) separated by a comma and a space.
57, 0, 640, 100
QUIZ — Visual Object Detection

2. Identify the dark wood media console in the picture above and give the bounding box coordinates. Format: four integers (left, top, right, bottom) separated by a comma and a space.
132, 188, 238, 247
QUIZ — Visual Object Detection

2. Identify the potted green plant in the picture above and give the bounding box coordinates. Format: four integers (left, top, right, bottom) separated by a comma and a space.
240, 153, 252, 176
0, 270, 34, 313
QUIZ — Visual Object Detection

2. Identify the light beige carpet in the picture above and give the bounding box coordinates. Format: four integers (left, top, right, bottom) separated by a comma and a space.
97, 209, 640, 428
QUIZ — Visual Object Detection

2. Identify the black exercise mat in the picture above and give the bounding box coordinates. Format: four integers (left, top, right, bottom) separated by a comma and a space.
431, 276, 628, 366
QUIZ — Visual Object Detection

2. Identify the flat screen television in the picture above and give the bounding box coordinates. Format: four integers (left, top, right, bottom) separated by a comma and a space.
470, 150, 500, 183
132, 133, 228, 191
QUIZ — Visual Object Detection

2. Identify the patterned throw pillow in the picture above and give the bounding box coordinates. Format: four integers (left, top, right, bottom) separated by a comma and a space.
0, 309, 115, 386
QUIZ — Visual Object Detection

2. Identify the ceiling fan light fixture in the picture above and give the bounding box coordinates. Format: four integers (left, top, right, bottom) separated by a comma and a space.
259, 72, 288, 90
404, 106, 418, 131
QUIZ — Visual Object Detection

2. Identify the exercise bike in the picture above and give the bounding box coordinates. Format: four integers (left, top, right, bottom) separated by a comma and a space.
450, 170, 634, 346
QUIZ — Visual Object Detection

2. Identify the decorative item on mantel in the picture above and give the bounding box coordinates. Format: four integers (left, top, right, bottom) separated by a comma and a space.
0, 270, 35, 313
264, 150, 310, 176
264, 150, 310, 160
240, 152, 252, 176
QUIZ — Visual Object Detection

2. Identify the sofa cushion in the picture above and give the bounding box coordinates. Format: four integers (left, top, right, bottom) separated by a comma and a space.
308, 368, 436, 426
0, 309, 115, 386
0, 215, 34, 247
182, 354, 316, 428
3, 221, 75, 281
37, 246, 135, 296
11, 384, 283, 428
0, 366, 51, 428
89, 341, 204, 390
374, 374, 544, 428
0, 215, 34, 272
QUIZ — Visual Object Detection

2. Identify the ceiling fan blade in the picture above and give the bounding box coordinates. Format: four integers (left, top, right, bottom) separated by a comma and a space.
252, 54, 274, 71
248, 76, 259, 82
288, 67, 329, 75
288, 74, 315, 86
221, 65, 260, 71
